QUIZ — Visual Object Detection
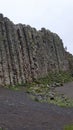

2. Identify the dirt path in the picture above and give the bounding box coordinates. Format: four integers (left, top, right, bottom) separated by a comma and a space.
0, 83, 73, 130
55, 82, 73, 99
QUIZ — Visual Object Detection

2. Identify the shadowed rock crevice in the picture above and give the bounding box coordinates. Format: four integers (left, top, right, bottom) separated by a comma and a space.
0, 13, 71, 86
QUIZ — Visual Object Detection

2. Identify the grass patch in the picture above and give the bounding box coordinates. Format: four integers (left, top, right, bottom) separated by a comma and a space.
6, 71, 73, 107
35, 71, 73, 85
47, 96, 73, 107
64, 124, 73, 130
6, 83, 26, 91
25, 72, 73, 107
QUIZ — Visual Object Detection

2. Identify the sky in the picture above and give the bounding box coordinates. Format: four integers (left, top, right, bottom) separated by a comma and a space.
0, 0, 73, 54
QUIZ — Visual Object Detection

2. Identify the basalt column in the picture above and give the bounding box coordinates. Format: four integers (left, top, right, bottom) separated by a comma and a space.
0, 14, 69, 86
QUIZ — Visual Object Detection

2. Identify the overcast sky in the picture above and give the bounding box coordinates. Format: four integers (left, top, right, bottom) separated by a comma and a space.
0, 0, 73, 54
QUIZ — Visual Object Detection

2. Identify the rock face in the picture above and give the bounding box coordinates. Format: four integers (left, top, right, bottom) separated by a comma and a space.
65, 51, 73, 74
0, 14, 69, 86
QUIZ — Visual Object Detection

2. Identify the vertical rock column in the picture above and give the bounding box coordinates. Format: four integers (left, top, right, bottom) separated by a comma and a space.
0, 14, 10, 86
23, 25, 38, 80
53, 33, 69, 71
16, 24, 32, 82
4, 18, 24, 85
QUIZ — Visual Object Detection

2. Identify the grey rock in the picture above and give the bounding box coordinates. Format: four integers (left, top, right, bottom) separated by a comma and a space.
49, 92, 55, 100
50, 94, 54, 100
0, 13, 72, 86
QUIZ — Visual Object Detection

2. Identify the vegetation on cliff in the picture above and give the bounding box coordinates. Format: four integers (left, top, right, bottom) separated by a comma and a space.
7, 71, 73, 107
64, 124, 73, 130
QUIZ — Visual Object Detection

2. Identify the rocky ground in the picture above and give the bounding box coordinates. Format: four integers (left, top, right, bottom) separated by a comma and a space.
55, 82, 73, 99
0, 82, 73, 130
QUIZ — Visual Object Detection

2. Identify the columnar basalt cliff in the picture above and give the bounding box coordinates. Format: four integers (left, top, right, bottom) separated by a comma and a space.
0, 14, 70, 86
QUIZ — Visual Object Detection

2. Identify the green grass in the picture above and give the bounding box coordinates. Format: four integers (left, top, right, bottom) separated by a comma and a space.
25, 71, 73, 95
35, 71, 73, 85
47, 96, 73, 107
25, 72, 73, 107
0, 128, 9, 130
6, 71, 73, 107
64, 124, 73, 130
6, 83, 26, 91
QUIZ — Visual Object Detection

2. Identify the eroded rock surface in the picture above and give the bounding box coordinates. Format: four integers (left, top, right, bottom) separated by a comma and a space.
0, 14, 69, 86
